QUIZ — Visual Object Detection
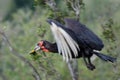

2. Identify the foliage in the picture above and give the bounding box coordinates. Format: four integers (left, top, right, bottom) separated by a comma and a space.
0, 0, 120, 80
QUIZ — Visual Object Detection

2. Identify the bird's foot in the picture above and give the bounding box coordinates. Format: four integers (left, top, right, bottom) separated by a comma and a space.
86, 64, 95, 70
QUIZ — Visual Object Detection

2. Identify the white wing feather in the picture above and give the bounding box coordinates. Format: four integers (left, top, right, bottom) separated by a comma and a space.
50, 22, 80, 61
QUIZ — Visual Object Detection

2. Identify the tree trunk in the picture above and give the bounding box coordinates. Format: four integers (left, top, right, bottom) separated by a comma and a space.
67, 60, 78, 80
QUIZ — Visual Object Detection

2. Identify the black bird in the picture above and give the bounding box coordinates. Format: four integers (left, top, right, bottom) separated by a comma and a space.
34, 18, 116, 70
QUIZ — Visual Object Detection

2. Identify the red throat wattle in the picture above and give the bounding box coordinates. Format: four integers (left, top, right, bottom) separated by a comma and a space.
38, 41, 49, 52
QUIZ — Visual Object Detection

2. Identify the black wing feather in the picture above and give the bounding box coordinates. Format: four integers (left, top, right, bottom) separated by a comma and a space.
64, 18, 104, 50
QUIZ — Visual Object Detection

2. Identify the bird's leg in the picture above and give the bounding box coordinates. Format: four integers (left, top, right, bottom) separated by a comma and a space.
82, 52, 93, 70
87, 57, 95, 70
83, 57, 95, 70
82, 50, 95, 70
83, 55, 89, 68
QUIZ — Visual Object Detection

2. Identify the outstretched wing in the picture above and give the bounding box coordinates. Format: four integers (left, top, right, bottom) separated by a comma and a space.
64, 18, 104, 50
47, 19, 80, 61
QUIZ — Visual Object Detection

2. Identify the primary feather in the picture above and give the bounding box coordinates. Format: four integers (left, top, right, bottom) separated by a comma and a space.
50, 22, 80, 61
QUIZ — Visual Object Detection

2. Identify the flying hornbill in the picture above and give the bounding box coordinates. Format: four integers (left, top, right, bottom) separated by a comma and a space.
32, 18, 116, 70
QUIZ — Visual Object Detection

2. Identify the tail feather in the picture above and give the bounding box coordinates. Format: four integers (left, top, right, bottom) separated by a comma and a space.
93, 51, 116, 63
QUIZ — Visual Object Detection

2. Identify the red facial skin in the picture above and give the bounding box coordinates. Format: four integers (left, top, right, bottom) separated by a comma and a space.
38, 41, 49, 52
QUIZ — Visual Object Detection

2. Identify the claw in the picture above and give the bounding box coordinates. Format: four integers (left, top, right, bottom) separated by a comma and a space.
87, 64, 95, 70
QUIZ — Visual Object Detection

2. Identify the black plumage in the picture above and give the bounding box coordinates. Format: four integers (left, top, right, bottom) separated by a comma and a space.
35, 18, 116, 70
64, 18, 104, 50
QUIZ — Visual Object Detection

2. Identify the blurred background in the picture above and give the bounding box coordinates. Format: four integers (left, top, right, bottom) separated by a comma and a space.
0, 0, 120, 80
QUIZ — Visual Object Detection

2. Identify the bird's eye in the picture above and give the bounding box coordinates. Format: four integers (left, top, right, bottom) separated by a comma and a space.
37, 41, 44, 47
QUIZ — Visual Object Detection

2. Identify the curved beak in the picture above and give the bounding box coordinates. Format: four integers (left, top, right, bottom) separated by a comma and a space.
29, 45, 41, 55
34, 45, 41, 51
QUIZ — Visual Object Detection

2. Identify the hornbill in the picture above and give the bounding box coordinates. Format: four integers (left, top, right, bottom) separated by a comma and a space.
32, 18, 116, 70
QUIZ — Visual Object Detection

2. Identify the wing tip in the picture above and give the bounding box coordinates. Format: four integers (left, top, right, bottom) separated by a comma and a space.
46, 19, 53, 25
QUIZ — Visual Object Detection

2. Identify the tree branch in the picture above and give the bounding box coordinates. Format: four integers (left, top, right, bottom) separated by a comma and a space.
0, 72, 8, 80
66, 0, 84, 21
45, 0, 59, 19
0, 29, 41, 80
45, 0, 57, 11
67, 60, 78, 80
45, 1, 79, 80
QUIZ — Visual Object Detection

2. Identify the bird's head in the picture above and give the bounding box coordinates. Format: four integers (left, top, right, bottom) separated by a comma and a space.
30, 40, 57, 55
34, 40, 50, 52
29, 40, 51, 55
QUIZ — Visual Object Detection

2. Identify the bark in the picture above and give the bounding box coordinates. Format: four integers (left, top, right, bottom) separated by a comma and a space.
0, 29, 41, 80
67, 60, 78, 80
